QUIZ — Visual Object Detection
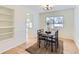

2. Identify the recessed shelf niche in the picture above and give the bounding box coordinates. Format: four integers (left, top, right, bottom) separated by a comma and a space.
0, 6, 14, 41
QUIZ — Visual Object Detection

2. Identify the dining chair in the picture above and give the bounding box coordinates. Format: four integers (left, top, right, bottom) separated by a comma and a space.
37, 29, 46, 48
45, 30, 59, 52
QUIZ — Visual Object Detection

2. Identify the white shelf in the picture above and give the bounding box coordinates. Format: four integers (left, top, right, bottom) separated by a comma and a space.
0, 32, 13, 36
0, 13, 12, 16
0, 20, 13, 22
0, 26, 13, 28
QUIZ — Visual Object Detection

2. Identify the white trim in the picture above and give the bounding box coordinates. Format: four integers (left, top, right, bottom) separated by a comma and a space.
74, 39, 79, 49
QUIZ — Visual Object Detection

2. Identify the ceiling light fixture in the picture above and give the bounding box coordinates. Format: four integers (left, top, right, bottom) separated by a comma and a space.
41, 5, 53, 10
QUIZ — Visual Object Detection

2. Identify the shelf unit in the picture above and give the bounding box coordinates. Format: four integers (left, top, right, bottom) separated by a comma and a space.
0, 32, 13, 35
0, 26, 13, 28
0, 6, 14, 41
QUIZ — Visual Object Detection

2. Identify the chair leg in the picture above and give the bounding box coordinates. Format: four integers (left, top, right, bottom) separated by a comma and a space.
57, 41, 59, 48
44, 41, 48, 49
51, 43, 53, 52
38, 40, 41, 48
44, 40, 46, 48
55, 43, 57, 52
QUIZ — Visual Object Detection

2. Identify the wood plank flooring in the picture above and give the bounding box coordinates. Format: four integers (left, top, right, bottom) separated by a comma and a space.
2, 37, 79, 54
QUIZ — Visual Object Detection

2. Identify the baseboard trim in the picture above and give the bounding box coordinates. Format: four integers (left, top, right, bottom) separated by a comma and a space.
74, 39, 79, 49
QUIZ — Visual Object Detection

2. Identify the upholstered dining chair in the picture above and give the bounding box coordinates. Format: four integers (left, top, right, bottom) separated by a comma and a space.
37, 29, 46, 48
45, 30, 59, 52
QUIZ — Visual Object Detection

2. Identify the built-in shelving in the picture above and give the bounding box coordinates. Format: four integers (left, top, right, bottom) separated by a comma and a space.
0, 6, 14, 41
0, 26, 13, 28
0, 32, 13, 35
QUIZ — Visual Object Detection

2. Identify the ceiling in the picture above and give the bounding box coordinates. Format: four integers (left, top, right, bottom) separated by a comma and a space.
25, 5, 75, 13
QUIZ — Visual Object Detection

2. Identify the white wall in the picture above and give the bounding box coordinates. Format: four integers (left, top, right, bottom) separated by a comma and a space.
39, 5, 79, 49
39, 8, 74, 39
25, 6, 40, 38
32, 12, 39, 37
74, 6, 79, 48
25, 5, 76, 40
0, 5, 27, 53
25, 5, 79, 49
1, 5, 79, 53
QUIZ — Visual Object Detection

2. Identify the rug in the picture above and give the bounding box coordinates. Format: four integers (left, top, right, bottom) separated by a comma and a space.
25, 40, 63, 54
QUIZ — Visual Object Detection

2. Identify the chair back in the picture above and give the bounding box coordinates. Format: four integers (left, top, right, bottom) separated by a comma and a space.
55, 30, 58, 38
49, 30, 58, 41
37, 29, 44, 39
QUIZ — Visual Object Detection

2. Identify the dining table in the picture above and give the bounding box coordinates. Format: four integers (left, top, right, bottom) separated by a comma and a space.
38, 30, 58, 52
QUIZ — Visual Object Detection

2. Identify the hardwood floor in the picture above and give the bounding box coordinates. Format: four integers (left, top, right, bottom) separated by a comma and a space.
2, 37, 79, 54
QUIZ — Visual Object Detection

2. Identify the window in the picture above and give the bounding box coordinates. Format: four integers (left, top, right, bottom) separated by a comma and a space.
46, 16, 63, 30
53, 16, 63, 28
